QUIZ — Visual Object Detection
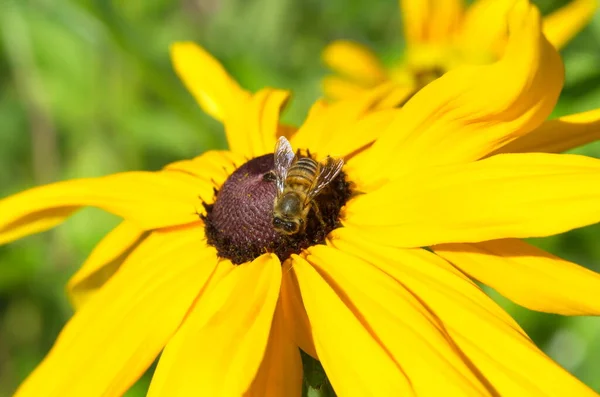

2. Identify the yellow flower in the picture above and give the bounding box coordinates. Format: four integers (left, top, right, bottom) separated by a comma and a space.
322, 0, 597, 103
3, 1, 600, 396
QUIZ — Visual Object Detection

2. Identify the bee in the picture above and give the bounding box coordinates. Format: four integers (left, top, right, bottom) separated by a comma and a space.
271, 136, 344, 235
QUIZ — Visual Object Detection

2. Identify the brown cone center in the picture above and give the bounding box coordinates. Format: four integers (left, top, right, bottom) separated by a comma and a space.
203, 153, 351, 264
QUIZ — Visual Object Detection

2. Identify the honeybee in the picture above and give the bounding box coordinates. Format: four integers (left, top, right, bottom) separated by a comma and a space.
272, 136, 344, 235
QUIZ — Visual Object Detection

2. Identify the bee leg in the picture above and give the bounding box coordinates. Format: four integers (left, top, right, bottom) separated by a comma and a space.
312, 202, 327, 230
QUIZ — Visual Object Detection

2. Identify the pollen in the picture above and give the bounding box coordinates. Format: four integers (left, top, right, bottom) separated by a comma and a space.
203, 153, 351, 264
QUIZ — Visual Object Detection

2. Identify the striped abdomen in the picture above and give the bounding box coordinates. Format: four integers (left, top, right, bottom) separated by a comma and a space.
285, 157, 318, 193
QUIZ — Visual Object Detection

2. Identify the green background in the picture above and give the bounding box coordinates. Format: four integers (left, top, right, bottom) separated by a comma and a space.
0, 0, 599, 395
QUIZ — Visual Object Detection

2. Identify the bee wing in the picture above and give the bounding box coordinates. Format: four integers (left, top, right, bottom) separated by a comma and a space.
306, 157, 344, 202
274, 136, 295, 195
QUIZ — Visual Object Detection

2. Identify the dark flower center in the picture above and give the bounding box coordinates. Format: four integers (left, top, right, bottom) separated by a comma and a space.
202, 153, 351, 264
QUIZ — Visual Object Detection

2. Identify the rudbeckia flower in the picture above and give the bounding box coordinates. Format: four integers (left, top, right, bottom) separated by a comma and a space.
4, 1, 600, 396
322, 0, 597, 104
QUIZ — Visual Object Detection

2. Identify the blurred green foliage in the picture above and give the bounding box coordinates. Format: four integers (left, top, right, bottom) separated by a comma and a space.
0, 0, 599, 395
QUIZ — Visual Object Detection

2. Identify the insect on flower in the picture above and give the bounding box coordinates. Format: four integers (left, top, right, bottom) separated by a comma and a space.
271, 136, 344, 235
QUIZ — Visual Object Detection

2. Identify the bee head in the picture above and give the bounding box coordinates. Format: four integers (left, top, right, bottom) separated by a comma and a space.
273, 216, 302, 235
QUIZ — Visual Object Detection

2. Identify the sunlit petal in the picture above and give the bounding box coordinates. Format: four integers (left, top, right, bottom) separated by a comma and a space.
277, 123, 298, 141
148, 254, 281, 397
434, 239, 600, 315
543, 0, 597, 49
226, 88, 291, 158
322, 40, 386, 85
292, 254, 412, 396
165, 150, 246, 191
345, 153, 600, 247
245, 298, 303, 397
281, 262, 317, 358
372, 83, 415, 110
0, 206, 79, 246
490, 108, 600, 155
330, 227, 598, 395
322, 76, 368, 101
0, 171, 208, 245
67, 221, 147, 310
171, 42, 291, 158
400, 0, 463, 44
15, 226, 218, 397
291, 84, 402, 159
170, 41, 249, 122
458, 0, 516, 54
352, 0, 563, 189
301, 245, 496, 395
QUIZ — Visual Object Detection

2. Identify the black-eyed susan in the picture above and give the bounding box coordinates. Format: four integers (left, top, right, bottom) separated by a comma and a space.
4, 1, 600, 396
322, 0, 597, 104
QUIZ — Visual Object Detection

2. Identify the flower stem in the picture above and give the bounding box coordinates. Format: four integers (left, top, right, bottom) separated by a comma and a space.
301, 350, 336, 397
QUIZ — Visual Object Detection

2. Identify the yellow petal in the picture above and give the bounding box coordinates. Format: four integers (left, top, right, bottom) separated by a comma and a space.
329, 109, 398, 158
371, 83, 416, 109
458, 0, 516, 54
226, 88, 291, 158
490, 108, 600, 155
170, 41, 249, 122
245, 298, 303, 397
434, 239, 600, 315
302, 245, 497, 395
291, 84, 401, 158
171, 42, 289, 157
281, 262, 317, 358
292, 254, 413, 396
0, 171, 208, 245
164, 150, 245, 191
400, 0, 463, 44
321, 40, 387, 85
323, 73, 414, 108
543, 0, 598, 49
171, 42, 290, 158
322, 75, 368, 101
277, 123, 298, 141
0, 206, 79, 246
351, 0, 563, 189
67, 221, 147, 310
15, 226, 218, 397
344, 153, 600, 247
148, 254, 282, 397
330, 227, 598, 395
